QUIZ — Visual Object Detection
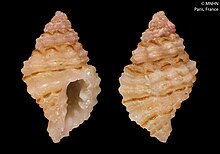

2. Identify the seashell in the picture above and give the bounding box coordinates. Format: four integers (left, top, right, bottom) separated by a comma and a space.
21, 11, 101, 143
118, 11, 198, 143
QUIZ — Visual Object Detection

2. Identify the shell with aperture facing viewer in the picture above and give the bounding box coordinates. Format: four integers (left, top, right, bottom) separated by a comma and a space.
21, 11, 101, 143
118, 11, 198, 143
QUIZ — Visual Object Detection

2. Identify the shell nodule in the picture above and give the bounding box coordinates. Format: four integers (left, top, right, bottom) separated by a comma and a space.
21, 11, 101, 143
118, 11, 198, 143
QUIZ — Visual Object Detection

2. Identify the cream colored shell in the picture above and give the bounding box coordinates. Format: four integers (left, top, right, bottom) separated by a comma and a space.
118, 11, 198, 143
21, 11, 101, 143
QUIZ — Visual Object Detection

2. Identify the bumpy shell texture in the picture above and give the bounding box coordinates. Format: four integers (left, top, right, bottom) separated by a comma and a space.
118, 11, 198, 143
21, 11, 101, 143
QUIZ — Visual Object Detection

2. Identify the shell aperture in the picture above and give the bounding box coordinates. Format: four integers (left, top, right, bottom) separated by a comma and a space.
21, 11, 101, 143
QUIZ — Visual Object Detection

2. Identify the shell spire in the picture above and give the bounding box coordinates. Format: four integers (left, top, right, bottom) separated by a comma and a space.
141, 11, 176, 43
119, 11, 198, 143
21, 11, 101, 143
44, 11, 72, 33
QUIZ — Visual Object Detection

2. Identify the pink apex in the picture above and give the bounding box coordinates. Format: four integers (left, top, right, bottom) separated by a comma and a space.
141, 11, 176, 42
44, 11, 72, 33
149, 11, 175, 32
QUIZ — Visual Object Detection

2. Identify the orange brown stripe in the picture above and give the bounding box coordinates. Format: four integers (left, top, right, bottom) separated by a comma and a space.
123, 95, 149, 103
160, 63, 171, 70
23, 68, 66, 80
32, 49, 43, 55
36, 98, 41, 104
44, 47, 58, 52
54, 89, 62, 94
140, 114, 157, 127
43, 92, 51, 98
23, 66, 82, 80
125, 66, 143, 75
